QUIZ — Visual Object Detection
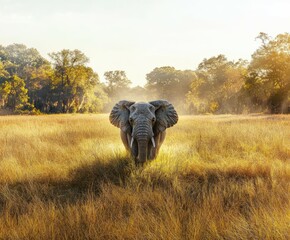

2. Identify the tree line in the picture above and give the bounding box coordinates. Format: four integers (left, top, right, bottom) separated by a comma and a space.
0, 32, 289, 115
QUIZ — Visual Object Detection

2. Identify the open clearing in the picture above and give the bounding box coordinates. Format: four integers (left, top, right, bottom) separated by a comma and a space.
0, 114, 289, 239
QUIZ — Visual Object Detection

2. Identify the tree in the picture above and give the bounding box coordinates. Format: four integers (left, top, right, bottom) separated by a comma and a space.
104, 71, 131, 96
186, 55, 247, 113
4, 44, 48, 78
0, 44, 52, 112
244, 32, 290, 113
0, 75, 29, 111
49, 49, 107, 113
0, 61, 9, 79
103, 70, 132, 110
82, 82, 109, 113
146, 67, 177, 99
146, 67, 196, 113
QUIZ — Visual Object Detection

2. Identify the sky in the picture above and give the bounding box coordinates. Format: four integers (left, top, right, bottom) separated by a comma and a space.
1, 0, 290, 86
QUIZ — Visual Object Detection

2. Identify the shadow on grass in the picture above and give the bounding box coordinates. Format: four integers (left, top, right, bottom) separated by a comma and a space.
1, 156, 287, 222
0, 156, 134, 216
69, 156, 133, 193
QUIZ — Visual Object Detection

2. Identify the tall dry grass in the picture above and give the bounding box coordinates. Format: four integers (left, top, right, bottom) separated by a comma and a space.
0, 114, 289, 239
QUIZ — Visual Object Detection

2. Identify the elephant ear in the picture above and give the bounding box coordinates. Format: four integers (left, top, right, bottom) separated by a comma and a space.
149, 100, 178, 133
109, 100, 135, 133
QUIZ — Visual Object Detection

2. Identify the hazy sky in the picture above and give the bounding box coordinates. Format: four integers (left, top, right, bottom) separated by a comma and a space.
1, 0, 290, 86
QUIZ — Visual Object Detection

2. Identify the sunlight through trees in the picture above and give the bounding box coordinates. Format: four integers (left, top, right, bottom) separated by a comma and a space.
0, 32, 289, 114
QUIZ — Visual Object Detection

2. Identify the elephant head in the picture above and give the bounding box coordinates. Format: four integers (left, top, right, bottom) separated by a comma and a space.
110, 100, 178, 164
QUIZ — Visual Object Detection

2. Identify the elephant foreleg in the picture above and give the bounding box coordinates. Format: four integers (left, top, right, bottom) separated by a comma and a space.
148, 136, 157, 160
120, 131, 130, 151
120, 131, 138, 159
148, 130, 166, 160
158, 131, 166, 148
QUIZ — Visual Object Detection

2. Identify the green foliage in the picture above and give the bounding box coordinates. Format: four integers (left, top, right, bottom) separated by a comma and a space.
0, 75, 29, 111
4, 43, 48, 78
186, 55, 247, 114
0, 62, 9, 79
104, 71, 131, 97
0, 44, 52, 113
104, 71, 132, 94
185, 33, 290, 114
1, 32, 290, 115
48, 49, 108, 113
103, 70, 132, 111
0, 45, 109, 114
244, 32, 290, 113
146, 67, 196, 113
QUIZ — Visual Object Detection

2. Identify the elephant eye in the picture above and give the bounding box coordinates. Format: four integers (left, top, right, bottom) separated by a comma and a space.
152, 117, 156, 123
129, 117, 133, 123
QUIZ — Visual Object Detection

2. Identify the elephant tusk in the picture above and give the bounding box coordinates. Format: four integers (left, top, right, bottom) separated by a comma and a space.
130, 137, 134, 148
151, 137, 156, 148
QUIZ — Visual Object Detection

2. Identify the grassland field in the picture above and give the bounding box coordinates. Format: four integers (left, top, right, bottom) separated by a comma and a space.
0, 114, 289, 240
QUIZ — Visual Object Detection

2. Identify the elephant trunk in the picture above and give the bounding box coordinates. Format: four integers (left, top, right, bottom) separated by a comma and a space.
137, 139, 148, 164
133, 120, 153, 164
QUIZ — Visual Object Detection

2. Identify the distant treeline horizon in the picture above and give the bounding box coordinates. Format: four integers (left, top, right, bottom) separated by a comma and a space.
0, 32, 290, 115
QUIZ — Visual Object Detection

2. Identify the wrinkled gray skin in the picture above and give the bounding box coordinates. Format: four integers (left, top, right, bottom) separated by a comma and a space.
110, 100, 178, 164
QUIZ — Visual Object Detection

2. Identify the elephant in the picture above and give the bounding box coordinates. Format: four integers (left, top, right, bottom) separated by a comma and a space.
109, 100, 178, 164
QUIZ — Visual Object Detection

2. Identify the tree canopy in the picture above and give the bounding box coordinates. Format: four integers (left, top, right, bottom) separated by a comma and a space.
0, 32, 289, 114
243, 33, 290, 113
186, 55, 247, 113
146, 67, 196, 113
0, 45, 108, 114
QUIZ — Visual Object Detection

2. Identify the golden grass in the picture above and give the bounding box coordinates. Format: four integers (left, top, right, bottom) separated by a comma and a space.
0, 114, 289, 239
